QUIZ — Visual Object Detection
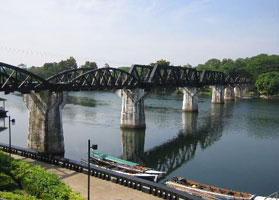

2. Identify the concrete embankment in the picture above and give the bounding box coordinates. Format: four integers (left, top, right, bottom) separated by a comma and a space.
11, 154, 161, 200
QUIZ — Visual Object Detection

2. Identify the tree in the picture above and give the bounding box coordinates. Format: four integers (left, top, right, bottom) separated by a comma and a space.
206, 58, 221, 70
103, 63, 110, 68
195, 58, 221, 71
182, 64, 192, 68
57, 57, 78, 72
81, 61, 97, 69
255, 72, 279, 95
246, 54, 279, 79
18, 63, 27, 69
150, 59, 170, 67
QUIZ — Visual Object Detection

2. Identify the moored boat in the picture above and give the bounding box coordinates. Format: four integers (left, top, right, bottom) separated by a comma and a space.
90, 151, 165, 182
166, 177, 255, 200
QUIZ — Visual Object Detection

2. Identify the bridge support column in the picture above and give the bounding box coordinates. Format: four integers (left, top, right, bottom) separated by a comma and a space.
242, 84, 249, 96
211, 85, 224, 104
224, 86, 235, 101
180, 87, 198, 112
121, 128, 145, 162
23, 90, 67, 156
234, 86, 243, 98
117, 89, 148, 129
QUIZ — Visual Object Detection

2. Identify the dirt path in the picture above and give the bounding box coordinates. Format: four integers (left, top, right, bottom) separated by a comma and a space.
12, 154, 161, 200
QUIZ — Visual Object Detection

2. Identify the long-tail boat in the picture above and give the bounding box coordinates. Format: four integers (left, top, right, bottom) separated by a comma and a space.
166, 177, 259, 200
89, 151, 165, 182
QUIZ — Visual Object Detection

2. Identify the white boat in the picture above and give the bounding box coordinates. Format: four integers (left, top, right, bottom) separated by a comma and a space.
166, 177, 278, 200
89, 151, 165, 182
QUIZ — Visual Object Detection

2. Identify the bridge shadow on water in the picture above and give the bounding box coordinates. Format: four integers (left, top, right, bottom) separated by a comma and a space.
120, 101, 236, 182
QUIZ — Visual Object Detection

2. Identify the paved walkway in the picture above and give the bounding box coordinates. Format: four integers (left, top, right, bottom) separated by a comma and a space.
12, 154, 161, 200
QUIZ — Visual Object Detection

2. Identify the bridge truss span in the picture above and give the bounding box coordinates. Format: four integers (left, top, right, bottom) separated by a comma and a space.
68, 67, 140, 91
0, 62, 50, 94
47, 68, 94, 83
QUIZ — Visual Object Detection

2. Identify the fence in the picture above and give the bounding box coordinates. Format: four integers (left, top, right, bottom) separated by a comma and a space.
0, 143, 201, 200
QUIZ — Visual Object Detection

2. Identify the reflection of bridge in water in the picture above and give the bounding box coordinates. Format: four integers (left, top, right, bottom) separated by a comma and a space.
121, 103, 234, 179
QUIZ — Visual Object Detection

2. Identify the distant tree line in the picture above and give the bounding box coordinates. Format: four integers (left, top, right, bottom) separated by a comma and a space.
18, 54, 278, 96
26, 57, 97, 79
195, 54, 279, 95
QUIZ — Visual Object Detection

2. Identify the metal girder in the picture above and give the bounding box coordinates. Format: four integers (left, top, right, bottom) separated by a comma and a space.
0, 62, 50, 93
148, 65, 200, 87
225, 76, 254, 86
47, 68, 93, 83
69, 68, 139, 91
199, 70, 225, 86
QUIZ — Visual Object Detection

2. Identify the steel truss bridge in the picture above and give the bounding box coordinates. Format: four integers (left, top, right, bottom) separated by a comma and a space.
0, 62, 252, 94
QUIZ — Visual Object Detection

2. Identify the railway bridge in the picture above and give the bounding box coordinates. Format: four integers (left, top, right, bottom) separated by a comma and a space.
0, 62, 252, 155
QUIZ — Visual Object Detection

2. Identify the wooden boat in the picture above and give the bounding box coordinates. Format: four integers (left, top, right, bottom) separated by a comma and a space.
89, 151, 165, 182
165, 177, 256, 200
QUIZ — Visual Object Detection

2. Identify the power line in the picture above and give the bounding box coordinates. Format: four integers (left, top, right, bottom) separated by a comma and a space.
0, 45, 133, 67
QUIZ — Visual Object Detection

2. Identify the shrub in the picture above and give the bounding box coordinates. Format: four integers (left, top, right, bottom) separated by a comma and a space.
0, 151, 84, 200
255, 72, 279, 95
0, 191, 38, 200
0, 173, 18, 191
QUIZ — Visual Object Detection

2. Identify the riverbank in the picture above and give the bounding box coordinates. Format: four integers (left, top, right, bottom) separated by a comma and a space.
10, 154, 161, 200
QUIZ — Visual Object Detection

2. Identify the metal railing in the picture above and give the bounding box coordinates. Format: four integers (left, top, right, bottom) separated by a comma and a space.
0, 143, 202, 200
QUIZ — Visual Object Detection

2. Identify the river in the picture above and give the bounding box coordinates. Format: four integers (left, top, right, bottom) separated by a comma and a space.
0, 91, 278, 196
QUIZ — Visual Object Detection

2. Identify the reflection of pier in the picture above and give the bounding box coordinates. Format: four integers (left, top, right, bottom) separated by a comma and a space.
121, 102, 234, 179
121, 128, 145, 163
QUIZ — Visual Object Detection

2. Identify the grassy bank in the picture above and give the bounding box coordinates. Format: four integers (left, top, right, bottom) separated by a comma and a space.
0, 151, 84, 200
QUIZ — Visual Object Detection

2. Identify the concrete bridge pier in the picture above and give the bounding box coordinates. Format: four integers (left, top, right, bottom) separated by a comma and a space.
242, 84, 250, 95
224, 86, 235, 101
121, 128, 145, 162
234, 85, 243, 98
180, 87, 199, 112
117, 89, 148, 129
23, 90, 67, 156
211, 85, 224, 104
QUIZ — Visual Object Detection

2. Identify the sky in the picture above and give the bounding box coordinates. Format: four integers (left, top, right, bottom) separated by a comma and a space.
0, 0, 278, 68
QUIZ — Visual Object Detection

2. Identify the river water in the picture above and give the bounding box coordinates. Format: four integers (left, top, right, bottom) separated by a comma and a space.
0, 91, 278, 196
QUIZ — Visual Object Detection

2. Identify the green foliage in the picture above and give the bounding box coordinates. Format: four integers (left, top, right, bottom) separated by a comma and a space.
80, 61, 97, 69
29, 62, 58, 78
150, 59, 170, 67
255, 72, 279, 95
206, 58, 222, 70
57, 57, 78, 72
118, 66, 130, 72
196, 57, 251, 78
0, 173, 18, 191
0, 191, 38, 200
246, 54, 279, 79
198, 88, 212, 96
28, 57, 79, 79
0, 151, 84, 200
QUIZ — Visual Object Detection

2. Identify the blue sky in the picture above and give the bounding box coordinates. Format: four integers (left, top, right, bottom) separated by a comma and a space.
0, 0, 278, 67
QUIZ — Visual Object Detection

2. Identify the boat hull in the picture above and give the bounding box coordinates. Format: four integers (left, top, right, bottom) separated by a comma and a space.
89, 155, 163, 182
166, 178, 255, 200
